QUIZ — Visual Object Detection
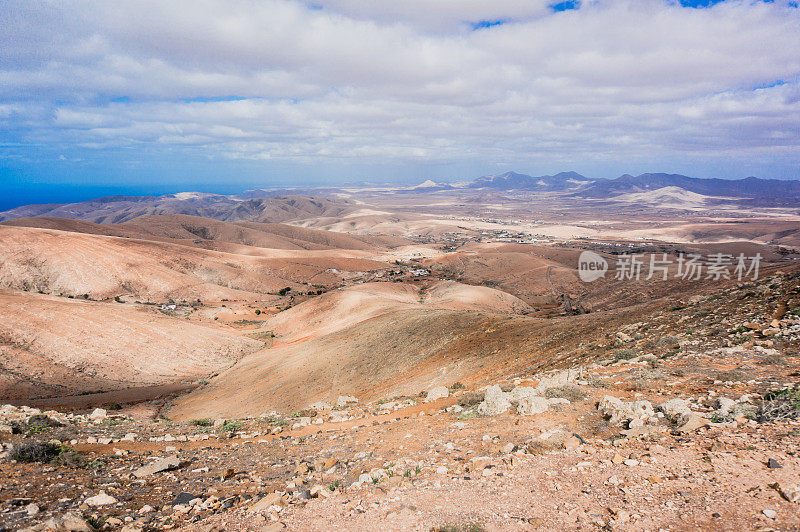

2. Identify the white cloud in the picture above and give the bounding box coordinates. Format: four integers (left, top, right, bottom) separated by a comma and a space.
0, 0, 799, 174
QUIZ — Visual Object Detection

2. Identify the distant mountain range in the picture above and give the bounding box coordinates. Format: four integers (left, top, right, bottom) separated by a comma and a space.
469, 171, 592, 191
469, 171, 800, 199
0, 194, 356, 224
1, 171, 798, 224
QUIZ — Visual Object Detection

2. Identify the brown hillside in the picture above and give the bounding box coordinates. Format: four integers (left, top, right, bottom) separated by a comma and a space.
0, 225, 389, 301
0, 290, 262, 399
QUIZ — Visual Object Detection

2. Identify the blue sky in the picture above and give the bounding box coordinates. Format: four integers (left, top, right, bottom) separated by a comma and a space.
1, 0, 799, 209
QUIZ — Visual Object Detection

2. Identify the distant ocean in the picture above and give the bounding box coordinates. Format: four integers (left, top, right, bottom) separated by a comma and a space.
0, 182, 287, 212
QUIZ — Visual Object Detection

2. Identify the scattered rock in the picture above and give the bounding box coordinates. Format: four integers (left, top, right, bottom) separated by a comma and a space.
674, 414, 709, 434
88, 408, 107, 422
21, 511, 92, 532
172, 492, 197, 506
308, 401, 332, 411
425, 386, 449, 402
336, 395, 358, 408
517, 395, 550, 416
770, 482, 800, 503
250, 492, 286, 514
477, 385, 510, 416
563, 435, 582, 451
84, 491, 117, 506
133, 455, 181, 478
599, 396, 655, 427
767, 458, 782, 469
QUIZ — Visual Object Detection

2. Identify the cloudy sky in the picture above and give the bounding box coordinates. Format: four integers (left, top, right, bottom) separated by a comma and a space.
1, 0, 799, 204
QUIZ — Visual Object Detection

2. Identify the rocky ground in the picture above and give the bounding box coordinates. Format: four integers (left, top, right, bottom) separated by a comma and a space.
1, 272, 800, 531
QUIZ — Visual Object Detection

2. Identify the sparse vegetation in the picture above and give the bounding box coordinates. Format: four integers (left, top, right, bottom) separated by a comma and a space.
433, 523, 486, 532
458, 391, 485, 407
54, 446, 92, 468
655, 335, 680, 347
712, 368, 748, 383
758, 387, 800, 422
586, 375, 608, 388
11, 440, 63, 463
758, 354, 787, 366
190, 418, 212, 427
24, 414, 64, 434
613, 348, 638, 361
448, 381, 465, 392
544, 384, 587, 402
221, 421, 242, 432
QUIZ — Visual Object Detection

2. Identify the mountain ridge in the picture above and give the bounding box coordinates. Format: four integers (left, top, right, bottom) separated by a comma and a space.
2, 172, 800, 224
469, 171, 800, 199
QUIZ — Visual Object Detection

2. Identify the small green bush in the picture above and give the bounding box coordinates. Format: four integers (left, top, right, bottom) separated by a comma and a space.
54, 446, 89, 468
25, 415, 64, 434
221, 421, 242, 432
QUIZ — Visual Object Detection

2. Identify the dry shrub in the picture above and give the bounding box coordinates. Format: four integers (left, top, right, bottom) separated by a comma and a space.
758, 354, 787, 366
544, 384, 587, 402
614, 349, 638, 361
458, 391, 485, 407
758, 387, 800, 422
10, 440, 62, 463
712, 369, 748, 382
524, 440, 556, 455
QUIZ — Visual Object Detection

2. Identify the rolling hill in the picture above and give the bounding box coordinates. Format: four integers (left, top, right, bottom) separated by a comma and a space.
0, 194, 358, 224
0, 224, 390, 301
0, 290, 262, 399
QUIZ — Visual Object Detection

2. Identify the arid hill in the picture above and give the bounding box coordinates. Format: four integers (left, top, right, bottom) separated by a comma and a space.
263, 281, 533, 343
0, 194, 357, 224
0, 225, 389, 301
169, 281, 610, 419
0, 290, 262, 399
3, 214, 411, 255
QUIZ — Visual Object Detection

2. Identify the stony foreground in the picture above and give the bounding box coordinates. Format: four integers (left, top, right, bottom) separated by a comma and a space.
1, 274, 800, 531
